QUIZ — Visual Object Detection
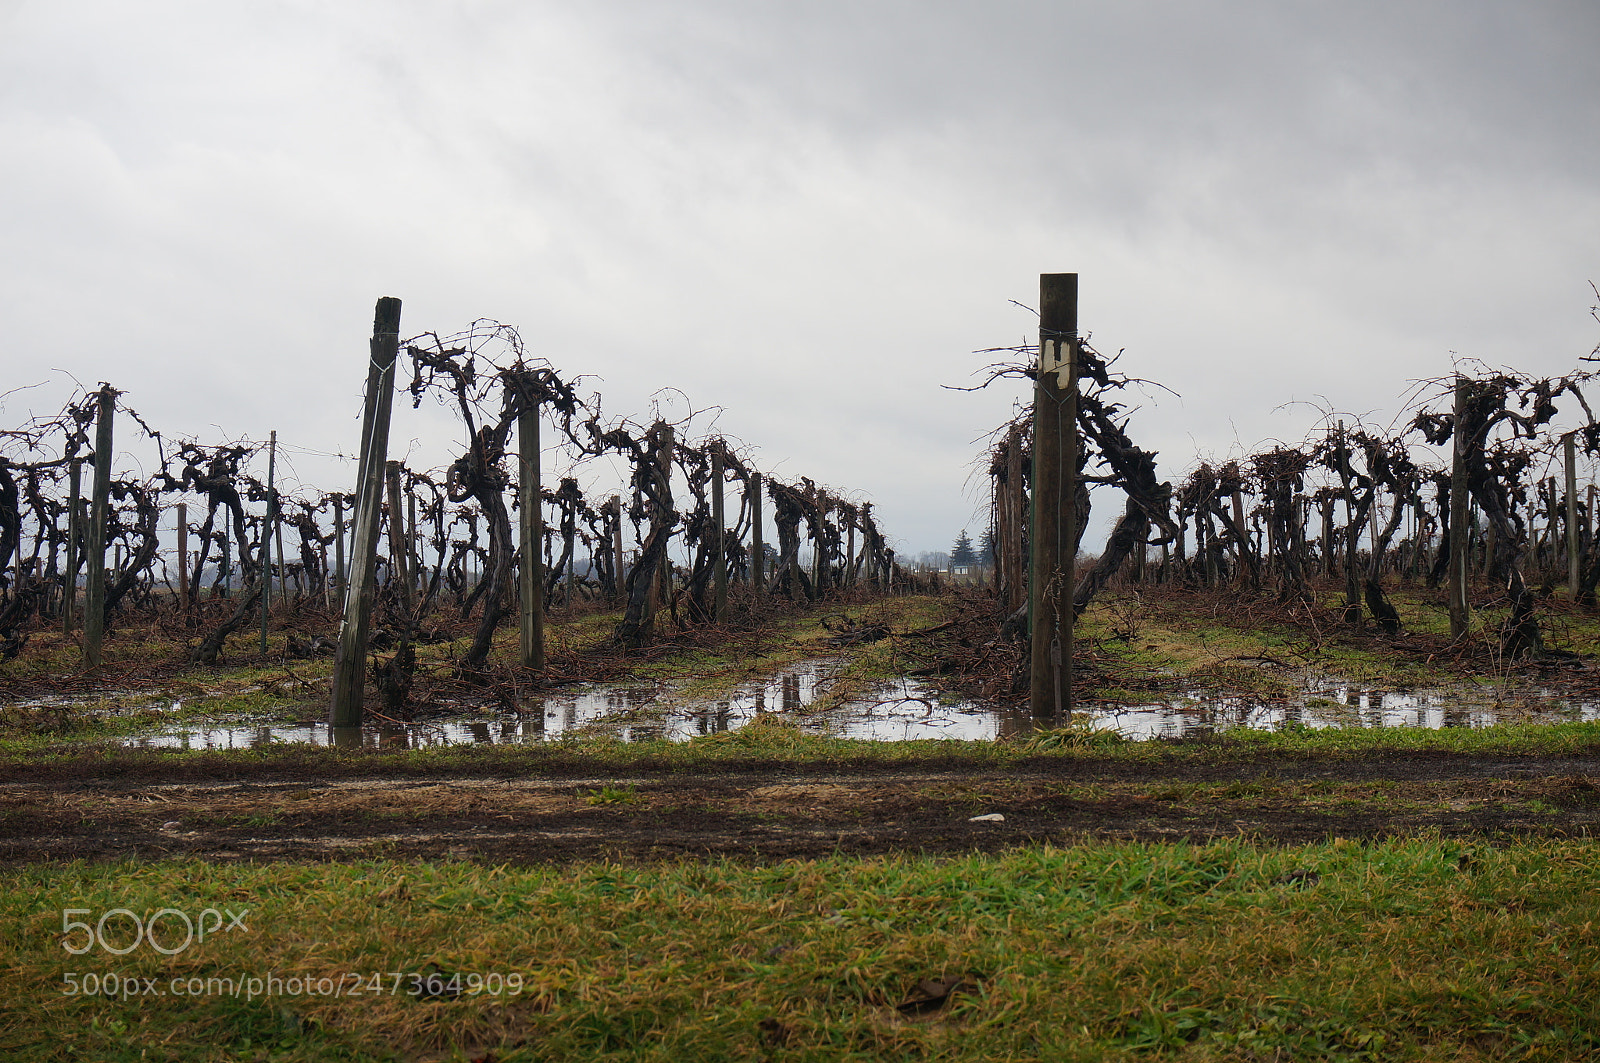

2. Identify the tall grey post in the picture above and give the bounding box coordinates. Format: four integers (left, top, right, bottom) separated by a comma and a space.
81, 387, 116, 668
331, 298, 403, 727
1029, 274, 1077, 721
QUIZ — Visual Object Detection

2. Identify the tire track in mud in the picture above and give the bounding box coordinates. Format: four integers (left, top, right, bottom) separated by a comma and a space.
5, 756, 1600, 863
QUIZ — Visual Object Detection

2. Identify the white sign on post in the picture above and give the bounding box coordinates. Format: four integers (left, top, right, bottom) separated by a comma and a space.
1040, 338, 1073, 385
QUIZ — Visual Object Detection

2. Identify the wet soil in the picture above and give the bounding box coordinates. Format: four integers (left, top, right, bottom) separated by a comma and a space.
6, 753, 1600, 865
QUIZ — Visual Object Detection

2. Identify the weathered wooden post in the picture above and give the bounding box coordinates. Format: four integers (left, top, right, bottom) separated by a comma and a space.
518, 385, 545, 670
385, 461, 411, 618
652, 425, 674, 629
81, 386, 115, 668
712, 441, 727, 619
1448, 376, 1470, 638
331, 297, 402, 728
62, 458, 81, 637
749, 473, 764, 590
1320, 496, 1335, 576
1580, 483, 1593, 560
1335, 422, 1362, 626
845, 515, 856, 588
1029, 273, 1076, 721
406, 488, 419, 599
1231, 488, 1248, 584
273, 459, 287, 594
610, 495, 624, 600
259, 429, 278, 655
1566, 432, 1580, 600
176, 501, 189, 616
1367, 481, 1383, 576
332, 496, 345, 602
1005, 426, 1024, 613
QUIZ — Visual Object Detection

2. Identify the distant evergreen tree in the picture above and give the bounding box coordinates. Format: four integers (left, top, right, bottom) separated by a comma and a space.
978, 528, 996, 565
950, 529, 978, 567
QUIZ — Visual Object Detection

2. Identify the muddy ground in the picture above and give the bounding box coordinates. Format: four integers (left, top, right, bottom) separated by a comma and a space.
6, 753, 1600, 864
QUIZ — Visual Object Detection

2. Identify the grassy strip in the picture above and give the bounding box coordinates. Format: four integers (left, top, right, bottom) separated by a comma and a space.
5, 837, 1599, 1061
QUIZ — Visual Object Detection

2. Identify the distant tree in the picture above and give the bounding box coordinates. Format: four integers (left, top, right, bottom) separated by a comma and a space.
978, 528, 996, 565
950, 530, 978, 567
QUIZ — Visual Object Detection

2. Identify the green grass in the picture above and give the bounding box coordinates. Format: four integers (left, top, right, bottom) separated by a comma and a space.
6, 838, 1600, 1060
1075, 581, 1600, 694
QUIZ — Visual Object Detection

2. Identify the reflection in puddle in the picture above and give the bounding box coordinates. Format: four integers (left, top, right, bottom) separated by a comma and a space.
122, 661, 1014, 749
1097, 683, 1600, 740
116, 664, 1600, 749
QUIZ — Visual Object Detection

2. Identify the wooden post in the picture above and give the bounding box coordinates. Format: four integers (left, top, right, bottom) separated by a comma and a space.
1448, 376, 1470, 638
750, 473, 764, 590
1367, 482, 1383, 575
811, 501, 827, 593
845, 517, 856, 588
1231, 489, 1248, 582
81, 386, 115, 668
610, 495, 624, 600
1321, 497, 1335, 576
62, 458, 81, 636
1335, 423, 1361, 625
406, 488, 419, 599
259, 429, 277, 655
712, 442, 727, 619
274, 480, 287, 595
565, 539, 575, 608
1589, 484, 1596, 559
518, 392, 545, 670
333, 496, 345, 603
331, 297, 402, 728
651, 426, 674, 628
1030, 273, 1076, 721
176, 501, 189, 614
385, 461, 411, 617
1567, 432, 1580, 600
1005, 427, 1024, 613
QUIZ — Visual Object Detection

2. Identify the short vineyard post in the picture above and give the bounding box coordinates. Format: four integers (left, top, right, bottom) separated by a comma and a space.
750, 473, 764, 590
176, 501, 189, 616
1566, 432, 1580, 600
518, 391, 545, 670
1448, 376, 1470, 638
63, 458, 81, 636
610, 495, 624, 600
259, 429, 277, 655
332, 496, 345, 603
385, 461, 412, 618
712, 442, 727, 619
81, 386, 115, 668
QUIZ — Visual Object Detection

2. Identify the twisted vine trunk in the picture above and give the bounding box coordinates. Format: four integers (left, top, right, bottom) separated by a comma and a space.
616, 423, 676, 649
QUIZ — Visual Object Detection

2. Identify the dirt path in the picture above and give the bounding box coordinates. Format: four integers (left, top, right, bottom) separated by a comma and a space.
6, 754, 1600, 864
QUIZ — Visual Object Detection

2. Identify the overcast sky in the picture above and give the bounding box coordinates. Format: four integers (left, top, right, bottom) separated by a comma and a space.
2, 0, 1596, 555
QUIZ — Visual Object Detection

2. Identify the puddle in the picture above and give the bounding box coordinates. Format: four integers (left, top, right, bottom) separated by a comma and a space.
1093, 683, 1600, 740
120, 660, 1019, 750
111, 663, 1600, 750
